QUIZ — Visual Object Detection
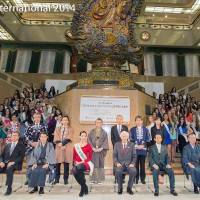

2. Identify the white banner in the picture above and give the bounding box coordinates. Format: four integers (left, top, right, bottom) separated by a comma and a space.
80, 96, 130, 124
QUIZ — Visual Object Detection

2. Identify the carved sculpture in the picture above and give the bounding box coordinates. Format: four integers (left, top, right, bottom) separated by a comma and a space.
66, 0, 144, 70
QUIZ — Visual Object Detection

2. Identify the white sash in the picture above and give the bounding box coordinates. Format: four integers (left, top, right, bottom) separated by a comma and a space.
74, 143, 94, 175
163, 122, 171, 136
179, 126, 188, 142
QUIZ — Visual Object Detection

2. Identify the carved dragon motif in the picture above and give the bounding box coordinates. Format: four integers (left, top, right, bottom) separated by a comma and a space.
66, 0, 144, 69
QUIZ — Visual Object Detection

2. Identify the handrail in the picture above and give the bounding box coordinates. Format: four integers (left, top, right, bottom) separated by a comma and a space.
0, 72, 29, 89
177, 80, 200, 95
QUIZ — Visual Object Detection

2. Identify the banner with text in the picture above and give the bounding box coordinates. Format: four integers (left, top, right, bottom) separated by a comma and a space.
80, 96, 130, 124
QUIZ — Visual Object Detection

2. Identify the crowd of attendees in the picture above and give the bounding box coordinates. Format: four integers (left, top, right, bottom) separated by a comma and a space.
0, 84, 200, 196
0, 84, 59, 153
147, 87, 200, 163
0, 85, 200, 161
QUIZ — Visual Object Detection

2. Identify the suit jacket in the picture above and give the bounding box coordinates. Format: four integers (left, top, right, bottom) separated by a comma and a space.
113, 141, 136, 167
0, 141, 25, 170
182, 144, 200, 174
111, 125, 128, 148
149, 144, 170, 169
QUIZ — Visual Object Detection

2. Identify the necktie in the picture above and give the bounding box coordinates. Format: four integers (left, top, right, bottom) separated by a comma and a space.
10, 143, 16, 156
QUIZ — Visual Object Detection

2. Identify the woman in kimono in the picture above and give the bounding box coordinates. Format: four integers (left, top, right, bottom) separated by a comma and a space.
54, 115, 73, 184
88, 118, 109, 183
73, 131, 93, 197
28, 132, 56, 194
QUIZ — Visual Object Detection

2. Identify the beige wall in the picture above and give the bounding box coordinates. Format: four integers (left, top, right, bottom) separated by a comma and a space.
55, 88, 156, 172
0, 80, 16, 103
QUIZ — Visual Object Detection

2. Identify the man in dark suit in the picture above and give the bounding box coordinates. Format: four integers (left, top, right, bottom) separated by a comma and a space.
182, 133, 200, 194
149, 134, 178, 196
113, 131, 137, 195
0, 131, 25, 195
111, 115, 128, 182
111, 115, 129, 148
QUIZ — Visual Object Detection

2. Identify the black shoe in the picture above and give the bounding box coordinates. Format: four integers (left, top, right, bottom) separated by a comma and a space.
194, 190, 199, 194
84, 185, 88, 195
194, 185, 199, 194
170, 190, 178, 196
64, 179, 69, 185
127, 187, 134, 195
39, 187, 44, 195
24, 180, 28, 185
54, 179, 59, 184
79, 188, 85, 197
141, 180, 146, 184
29, 187, 38, 194
4, 188, 12, 196
154, 192, 159, 196
118, 189, 123, 194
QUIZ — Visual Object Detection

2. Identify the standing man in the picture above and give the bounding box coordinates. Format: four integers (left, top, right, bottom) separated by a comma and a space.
149, 134, 178, 196
111, 115, 128, 148
0, 132, 25, 195
113, 131, 137, 195
24, 112, 47, 154
130, 115, 150, 184
88, 118, 109, 183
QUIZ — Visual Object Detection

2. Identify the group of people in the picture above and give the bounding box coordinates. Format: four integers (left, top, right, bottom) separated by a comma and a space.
147, 87, 200, 162
0, 113, 200, 197
0, 84, 200, 197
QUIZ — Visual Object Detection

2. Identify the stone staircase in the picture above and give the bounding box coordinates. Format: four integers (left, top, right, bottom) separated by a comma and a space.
0, 72, 29, 89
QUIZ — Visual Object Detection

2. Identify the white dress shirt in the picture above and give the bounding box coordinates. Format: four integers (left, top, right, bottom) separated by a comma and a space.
156, 143, 162, 153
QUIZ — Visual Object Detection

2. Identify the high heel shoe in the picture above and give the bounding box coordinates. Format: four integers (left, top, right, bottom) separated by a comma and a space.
79, 187, 84, 197
84, 185, 88, 195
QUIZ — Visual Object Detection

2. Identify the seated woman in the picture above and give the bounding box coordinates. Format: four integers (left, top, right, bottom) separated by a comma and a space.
73, 131, 93, 197
28, 132, 56, 194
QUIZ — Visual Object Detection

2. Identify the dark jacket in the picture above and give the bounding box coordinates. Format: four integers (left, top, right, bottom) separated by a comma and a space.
149, 144, 170, 169
111, 125, 128, 148
182, 144, 200, 174
0, 141, 25, 170
113, 141, 137, 167
150, 125, 165, 146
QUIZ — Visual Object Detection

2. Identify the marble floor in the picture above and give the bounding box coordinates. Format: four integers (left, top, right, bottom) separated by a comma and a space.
0, 175, 199, 200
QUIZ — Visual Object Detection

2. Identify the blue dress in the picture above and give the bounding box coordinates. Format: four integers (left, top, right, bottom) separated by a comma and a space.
163, 123, 172, 145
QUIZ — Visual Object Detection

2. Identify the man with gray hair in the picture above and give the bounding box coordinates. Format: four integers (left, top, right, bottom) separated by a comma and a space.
111, 115, 128, 148
113, 131, 137, 195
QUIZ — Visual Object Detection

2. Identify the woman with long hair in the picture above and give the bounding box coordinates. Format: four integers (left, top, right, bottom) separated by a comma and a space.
54, 115, 73, 185
177, 117, 188, 154
168, 110, 178, 162
73, 131, 93, 197
162, 113, 172, 162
